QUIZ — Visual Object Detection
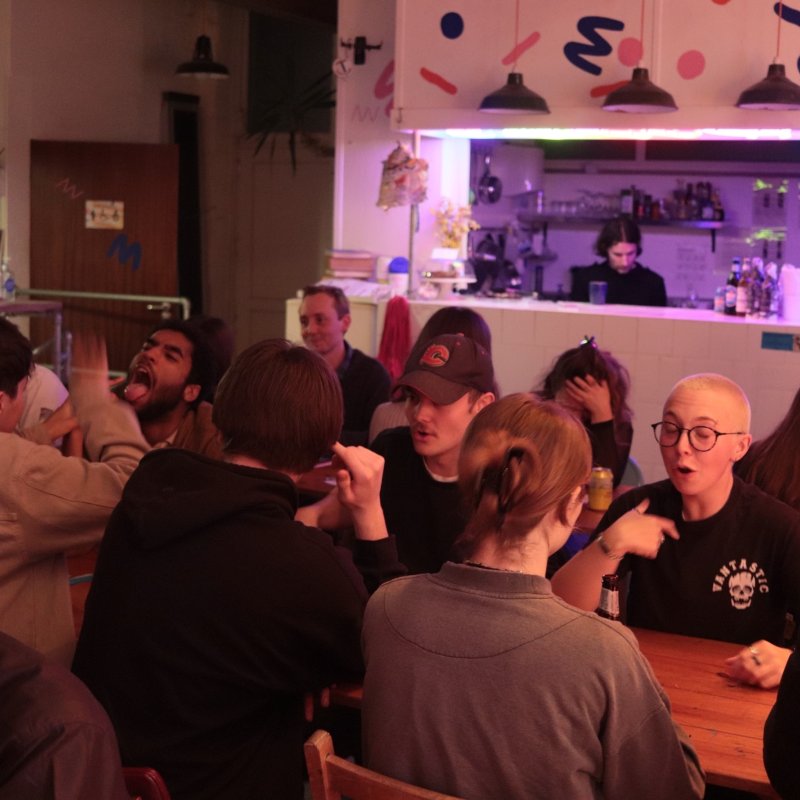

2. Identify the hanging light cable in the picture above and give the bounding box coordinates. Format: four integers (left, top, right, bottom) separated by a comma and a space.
602, 0, 677, 113
478, 0, 549, 114
736, 0, 800, 110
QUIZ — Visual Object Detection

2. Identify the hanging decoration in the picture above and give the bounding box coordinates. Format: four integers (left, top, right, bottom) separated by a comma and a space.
377, 143, 428, 210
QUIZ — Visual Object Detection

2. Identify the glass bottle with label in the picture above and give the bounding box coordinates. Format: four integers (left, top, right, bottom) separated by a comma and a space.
596, 574, 620, 621
724, 258, 740, 316
736, 258, 752, 316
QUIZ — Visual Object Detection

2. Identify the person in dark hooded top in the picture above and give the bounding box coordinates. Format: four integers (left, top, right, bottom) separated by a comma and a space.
72, 338, 402, 800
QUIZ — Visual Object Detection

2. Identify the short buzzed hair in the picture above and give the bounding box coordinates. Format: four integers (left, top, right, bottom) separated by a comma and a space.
0, 318, 33, 397
667, 373, 751, 431
212, 338, 343, 474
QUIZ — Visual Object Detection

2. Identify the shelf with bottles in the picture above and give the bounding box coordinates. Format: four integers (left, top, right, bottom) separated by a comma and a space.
515, 214, 723, 252
515, 179, 727, 251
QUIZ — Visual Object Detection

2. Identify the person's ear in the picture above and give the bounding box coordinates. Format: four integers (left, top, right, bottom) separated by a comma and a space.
183, 383, 201, 405
340, 313, 352, 334
474, 391, 495, 413
732, 433, 752, 462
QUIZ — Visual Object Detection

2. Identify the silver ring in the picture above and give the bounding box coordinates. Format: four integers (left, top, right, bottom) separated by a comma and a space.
749, 645, 762, 666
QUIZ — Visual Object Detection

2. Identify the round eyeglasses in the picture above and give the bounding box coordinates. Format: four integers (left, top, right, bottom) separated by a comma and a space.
651, 421, 746, 452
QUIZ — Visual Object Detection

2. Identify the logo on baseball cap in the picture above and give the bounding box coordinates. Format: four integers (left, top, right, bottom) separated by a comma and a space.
395, 333, 494, 405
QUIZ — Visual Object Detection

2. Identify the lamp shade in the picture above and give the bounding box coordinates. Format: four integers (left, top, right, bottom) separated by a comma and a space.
736, 63, 800, 110
602, 67, 677, 113
176, 35, 229, 79
479, 73, 550, 114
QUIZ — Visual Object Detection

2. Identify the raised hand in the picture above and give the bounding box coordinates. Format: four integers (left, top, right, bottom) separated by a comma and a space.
565, 374, 613, 424
330, 442, 388, 542
599, 498, 679, 560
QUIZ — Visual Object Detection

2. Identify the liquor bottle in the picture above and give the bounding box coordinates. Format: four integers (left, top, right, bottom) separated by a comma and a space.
620, 187, 634, 217
765, 262, 781, 318
750, 257, 764, 316
759, 263, 777, 318
674, 179, 688, 220
596, 574, 620, 621
724, 258, 740, 316
736, 258, 752, 316
700, 182, 715, 220
685, 182, 699, 219
712, 186, 725, 221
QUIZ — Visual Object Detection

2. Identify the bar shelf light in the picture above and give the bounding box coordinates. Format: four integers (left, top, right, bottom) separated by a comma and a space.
433, 128, 800, 141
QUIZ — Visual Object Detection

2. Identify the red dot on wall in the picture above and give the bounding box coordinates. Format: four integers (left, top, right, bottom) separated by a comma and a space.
711, 0, 731, 5
677, 50, 705, 80
618, 37, 643, 67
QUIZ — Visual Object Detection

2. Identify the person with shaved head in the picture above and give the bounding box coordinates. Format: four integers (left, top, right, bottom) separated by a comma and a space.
553, 373, 800, 690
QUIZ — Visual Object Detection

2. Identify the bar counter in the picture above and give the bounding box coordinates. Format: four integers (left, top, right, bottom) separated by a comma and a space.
285, 293, 800, 483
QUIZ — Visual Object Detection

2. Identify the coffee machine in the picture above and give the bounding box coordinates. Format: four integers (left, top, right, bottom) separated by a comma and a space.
466, 228, 521, 295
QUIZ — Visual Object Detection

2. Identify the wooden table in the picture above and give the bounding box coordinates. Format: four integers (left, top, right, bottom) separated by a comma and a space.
633, 628, 778, 798
331, 627, 779, 798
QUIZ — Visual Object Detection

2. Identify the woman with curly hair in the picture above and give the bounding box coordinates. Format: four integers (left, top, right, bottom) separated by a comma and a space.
536, 336, 634, 487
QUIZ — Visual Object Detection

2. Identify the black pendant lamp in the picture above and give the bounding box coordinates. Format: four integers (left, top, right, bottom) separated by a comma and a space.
603, 67, 677, 113
176, 34, 229, 79
736, 1, 800, 110
479, 0, 549, 114
602, 0, 677, 113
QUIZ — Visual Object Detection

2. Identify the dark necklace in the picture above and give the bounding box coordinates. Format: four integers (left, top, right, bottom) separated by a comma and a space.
464, 560, 524, 574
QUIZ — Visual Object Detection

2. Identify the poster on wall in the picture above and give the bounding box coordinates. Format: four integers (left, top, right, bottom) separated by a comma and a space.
85, 200, 124, 230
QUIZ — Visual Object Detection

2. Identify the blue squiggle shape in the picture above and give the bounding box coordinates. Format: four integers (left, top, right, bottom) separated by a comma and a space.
777, 1, 800, 26
564, 16, 625, 76
107, 234, 142, 271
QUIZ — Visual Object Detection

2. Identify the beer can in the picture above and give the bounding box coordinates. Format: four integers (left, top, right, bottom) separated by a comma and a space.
588, 466, 613, 511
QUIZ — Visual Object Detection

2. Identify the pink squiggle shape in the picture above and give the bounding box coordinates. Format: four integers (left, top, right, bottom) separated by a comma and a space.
501, 31, 541, 66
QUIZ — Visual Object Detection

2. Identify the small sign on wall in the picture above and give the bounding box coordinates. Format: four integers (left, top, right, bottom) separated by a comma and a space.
761, 332, 800, 352
85, 200, 124, 230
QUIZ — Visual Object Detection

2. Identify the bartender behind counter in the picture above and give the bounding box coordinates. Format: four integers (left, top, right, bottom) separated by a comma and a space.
569, 218, 667, 307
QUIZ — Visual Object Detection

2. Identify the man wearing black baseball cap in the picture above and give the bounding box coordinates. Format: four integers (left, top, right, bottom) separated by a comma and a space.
370, 333, 496, 573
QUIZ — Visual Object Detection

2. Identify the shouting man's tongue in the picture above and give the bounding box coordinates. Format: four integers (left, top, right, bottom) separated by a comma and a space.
124, 368, 151, 404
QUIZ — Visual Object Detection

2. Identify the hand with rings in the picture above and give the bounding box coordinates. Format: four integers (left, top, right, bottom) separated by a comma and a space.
600, 498, 679, 560
723, 639, 792, 689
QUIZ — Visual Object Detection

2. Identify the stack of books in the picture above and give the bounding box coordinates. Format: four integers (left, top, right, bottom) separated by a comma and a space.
326, 250, 376, 280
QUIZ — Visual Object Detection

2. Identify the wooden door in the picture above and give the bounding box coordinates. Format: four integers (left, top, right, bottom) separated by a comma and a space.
30, 140, 179, 373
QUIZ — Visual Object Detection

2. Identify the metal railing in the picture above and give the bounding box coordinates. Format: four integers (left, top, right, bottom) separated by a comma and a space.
15, 288, 192, 382
17, 288, 192, 319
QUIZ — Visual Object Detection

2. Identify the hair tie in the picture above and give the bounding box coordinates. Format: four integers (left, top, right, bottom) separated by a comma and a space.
579, 335, 597, 349
496, 447, 525, 520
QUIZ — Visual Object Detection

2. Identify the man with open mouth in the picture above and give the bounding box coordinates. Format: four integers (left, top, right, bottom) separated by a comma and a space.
120, 320, 222, 459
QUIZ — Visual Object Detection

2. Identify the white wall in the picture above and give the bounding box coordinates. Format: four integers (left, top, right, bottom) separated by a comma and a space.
334, 0, 471, 286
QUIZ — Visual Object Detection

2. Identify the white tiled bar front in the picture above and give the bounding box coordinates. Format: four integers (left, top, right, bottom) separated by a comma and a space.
286, 296, 800, 484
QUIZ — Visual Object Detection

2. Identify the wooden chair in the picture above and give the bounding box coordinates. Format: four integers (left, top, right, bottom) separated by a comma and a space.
304, 729, 461, 800
122, 766, 171, 800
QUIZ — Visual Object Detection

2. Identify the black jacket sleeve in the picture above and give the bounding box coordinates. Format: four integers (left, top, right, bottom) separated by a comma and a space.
587, 419, 633, 488
764, 649, 800, 799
